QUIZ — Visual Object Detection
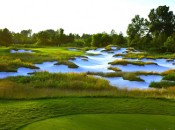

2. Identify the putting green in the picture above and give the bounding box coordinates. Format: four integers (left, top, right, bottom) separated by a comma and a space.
22, 114, 175, 130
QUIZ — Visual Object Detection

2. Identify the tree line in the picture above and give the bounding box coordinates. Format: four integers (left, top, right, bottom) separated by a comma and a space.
0, 5, 175, 53
0, 27, 126, 47
127, 5, 175, 53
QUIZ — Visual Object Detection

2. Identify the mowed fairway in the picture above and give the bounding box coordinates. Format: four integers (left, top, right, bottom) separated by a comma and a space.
22, 114, 175, 130
1, 98, 175, 129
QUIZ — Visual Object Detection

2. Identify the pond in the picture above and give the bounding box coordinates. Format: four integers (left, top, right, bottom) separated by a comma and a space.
1, 47, 174, 89
10, 49, 33, 53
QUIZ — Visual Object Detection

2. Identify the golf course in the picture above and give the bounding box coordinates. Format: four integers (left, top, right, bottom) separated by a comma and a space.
1, 1, 175, 129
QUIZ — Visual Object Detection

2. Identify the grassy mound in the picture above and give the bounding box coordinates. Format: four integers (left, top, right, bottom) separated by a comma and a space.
2, 98, 175, 129
109, 59, 157, 66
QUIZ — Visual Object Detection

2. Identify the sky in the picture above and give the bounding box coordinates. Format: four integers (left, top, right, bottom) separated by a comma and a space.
0, 0, 175, 35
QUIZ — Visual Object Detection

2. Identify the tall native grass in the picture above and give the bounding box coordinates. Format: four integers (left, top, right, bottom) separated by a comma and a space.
0, 72, 175, 99
5, 72, 112, 90
0, 56, 38, 72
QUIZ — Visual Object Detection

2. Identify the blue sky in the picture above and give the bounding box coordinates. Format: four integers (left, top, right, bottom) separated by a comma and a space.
0, 0, 174, 35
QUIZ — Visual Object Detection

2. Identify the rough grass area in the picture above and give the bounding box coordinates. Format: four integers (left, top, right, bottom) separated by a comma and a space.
87, 71, 159, 78
22, 114, 175, 130
0, 47, 84, 71
121, 52, 175, 59
108, 67, 121, 71
122, 73, 144, 82
149, 81, 175, 88
163, 73, 175, 81
1, 98, 175, 130
1, 71, 175, 99
161, 69, 175, 75
0, 57, 39, 72
6, 72, 111, 90
109, 59, 157, 66
54, 60, 79, 68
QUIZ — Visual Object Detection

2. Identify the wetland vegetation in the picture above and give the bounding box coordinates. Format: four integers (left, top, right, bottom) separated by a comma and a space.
0, 4, 175, 130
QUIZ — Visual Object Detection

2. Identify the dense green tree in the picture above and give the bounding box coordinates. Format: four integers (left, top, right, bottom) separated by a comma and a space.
127, 15, 148, 47
36, 31, 50, 45
164, 33, 175, 52
81, 34, 92, 46
148, 5, 175, 37
20, 29, 33, 44
91, 33, 112, 47
21, 29, 32, 37
91, 33, 103, 47
116, 33, 127, 45
127, 5, 175, 52
0, 28, 12, 45
127, 15, 148, 40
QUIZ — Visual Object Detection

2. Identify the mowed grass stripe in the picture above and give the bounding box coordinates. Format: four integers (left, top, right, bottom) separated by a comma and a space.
22, 114, 175, 130
1, 98, 175, 129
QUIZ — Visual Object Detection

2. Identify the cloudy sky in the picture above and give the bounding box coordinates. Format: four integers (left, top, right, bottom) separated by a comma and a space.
0, 0, 175, 35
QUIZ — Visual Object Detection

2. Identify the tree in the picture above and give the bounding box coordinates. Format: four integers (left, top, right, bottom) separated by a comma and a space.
116, 33, 126, 45
21, 29, 32, 37
20, 29, 32, 44
0, 28, 12, 45
36, 31, 50, 45
164, 33, 175, 52
91, 33, 112, 47
148, 5, 175, 37
101, 33, 112, 46
91, 33, 103, 47
81, 34, 92, 46
127, 15, 148, 47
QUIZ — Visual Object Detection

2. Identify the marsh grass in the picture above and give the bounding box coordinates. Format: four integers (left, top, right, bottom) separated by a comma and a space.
113, 53, 126, 57
108, 67, 121, 72
149, 81, 175, 88
1, 77, 175, 99
87, 72, 123, 77
103, 46, 113, 51
122, 73, 144, 82
86, 53, 102, 56
0, 47, 84, 71
55, 60, 79, 68
6, 72, 112, 90
87, 71, 160, 78
109, 59, 157, 66
122, 51, 175, 59
0, 56, 38, 72
163, 73, 175, 81
161, 69, 175, 75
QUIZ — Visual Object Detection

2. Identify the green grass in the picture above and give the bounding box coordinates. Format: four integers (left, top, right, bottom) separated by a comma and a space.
109, 59, 157, 66
1, 46, 175, 130
22, 114, 175, 130
1, 97, 175, 129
